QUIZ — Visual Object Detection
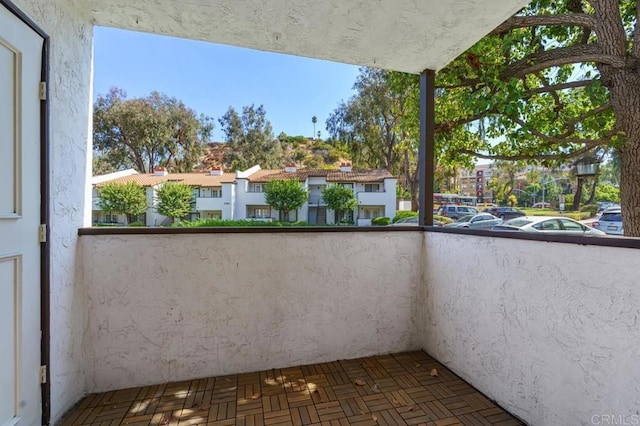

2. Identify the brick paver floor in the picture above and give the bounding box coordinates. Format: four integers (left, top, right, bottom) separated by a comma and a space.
60, 351, 523, 426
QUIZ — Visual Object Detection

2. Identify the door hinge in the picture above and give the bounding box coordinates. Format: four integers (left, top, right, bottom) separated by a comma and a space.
38, 224, 47, 243
39, 81, 47, 101
40, 365, 47, 384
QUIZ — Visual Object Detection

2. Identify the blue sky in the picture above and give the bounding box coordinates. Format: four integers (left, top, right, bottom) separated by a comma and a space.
93, 27, 361, 141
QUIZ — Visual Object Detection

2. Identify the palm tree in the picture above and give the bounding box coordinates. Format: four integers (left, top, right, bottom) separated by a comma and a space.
312, 116, 317, 139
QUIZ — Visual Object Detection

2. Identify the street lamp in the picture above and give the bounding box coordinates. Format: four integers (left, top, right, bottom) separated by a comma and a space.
574, 155, 600, 177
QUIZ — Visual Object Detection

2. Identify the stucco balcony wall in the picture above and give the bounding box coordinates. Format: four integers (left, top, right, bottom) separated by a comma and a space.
419, 232, 640, 425
79, 231, 422, 393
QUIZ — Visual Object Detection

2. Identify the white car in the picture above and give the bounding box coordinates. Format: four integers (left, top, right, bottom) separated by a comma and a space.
493, 216, 606, 236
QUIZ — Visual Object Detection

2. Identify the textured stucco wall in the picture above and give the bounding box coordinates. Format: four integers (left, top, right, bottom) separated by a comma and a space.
10, 0, 93, 422
419, 233, 640, 425
80, 232, 422, 392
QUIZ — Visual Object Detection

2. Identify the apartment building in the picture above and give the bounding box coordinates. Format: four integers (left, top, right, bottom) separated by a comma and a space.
458, 164, 495, 203
92, 163, 397, 226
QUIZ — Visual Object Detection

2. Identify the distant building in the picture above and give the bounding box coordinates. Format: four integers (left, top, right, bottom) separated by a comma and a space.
458, 164, 495, 203
92, 163, 397, 226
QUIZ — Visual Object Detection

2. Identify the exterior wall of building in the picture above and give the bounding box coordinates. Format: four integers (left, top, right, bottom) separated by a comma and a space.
418, 232, 640, 425
80, 232, 422, 392
11, 0, 93, 421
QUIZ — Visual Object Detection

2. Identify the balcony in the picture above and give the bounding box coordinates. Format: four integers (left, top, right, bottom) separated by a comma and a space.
357, 191, 388, 205
309, 194, 325, 205
70, 228, 639, 425
195, 196, 225, 211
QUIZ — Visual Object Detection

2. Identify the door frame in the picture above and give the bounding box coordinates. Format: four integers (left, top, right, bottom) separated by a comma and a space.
0, 1, 50, 424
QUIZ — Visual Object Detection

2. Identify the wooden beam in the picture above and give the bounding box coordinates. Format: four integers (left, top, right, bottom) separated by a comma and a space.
419, 69, 435, 226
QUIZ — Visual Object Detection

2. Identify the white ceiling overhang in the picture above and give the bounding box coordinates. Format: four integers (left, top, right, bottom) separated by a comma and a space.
88, 0, 530, 74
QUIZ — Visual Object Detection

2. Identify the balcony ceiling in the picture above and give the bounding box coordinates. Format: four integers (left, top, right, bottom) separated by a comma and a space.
87, 0, 530, 74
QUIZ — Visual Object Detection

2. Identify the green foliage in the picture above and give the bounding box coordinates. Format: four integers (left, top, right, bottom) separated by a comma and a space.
595, 183, 620, 203
172, 219, 324, 227
155, 182, 193, 221
322, 185, 358, 223
98, 182, 147, 225
392, 211, 418, 223
508, 194, 518, 207
128, 221, 145, 227
580, 204, 599, 215
263, 180, 309, 221
371, 217, 391, 226
93, 88, 213, 173
434, 215, 454, 224
219, 104, 283, 171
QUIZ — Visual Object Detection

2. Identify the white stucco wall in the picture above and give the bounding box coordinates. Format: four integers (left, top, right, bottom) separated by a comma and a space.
80, 231, 422, 392
10, 0, 93, 422
419, 233, 640, 425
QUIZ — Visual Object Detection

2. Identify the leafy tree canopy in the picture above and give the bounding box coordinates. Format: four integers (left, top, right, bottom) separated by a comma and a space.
264, 180, 309, 222
94, 88, 214, 173
322, 185, 358, 223
219, 104, 283, 171
97, 181, 147, 224
155, 182, 193, 221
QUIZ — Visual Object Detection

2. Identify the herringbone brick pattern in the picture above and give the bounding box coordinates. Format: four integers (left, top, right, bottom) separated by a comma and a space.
60, 351, 523, 426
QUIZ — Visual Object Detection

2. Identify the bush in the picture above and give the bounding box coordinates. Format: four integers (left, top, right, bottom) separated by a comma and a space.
371, 217, 391, 226
580, 204, 598, 215
172, 219, 326, 227
392, 211, 418, 223
434, 214, 454, 224
128, 221, 145, 227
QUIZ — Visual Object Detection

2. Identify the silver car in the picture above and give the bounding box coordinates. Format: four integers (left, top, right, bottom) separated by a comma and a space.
493, 216, 606, 236
445, 213, 502, 229
592, 209, 623, 235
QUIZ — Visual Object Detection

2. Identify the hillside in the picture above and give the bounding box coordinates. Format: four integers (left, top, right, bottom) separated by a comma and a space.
199, 137, 351, 171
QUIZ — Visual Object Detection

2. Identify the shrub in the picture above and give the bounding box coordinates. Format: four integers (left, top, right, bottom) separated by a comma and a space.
392, 211, 418, 223
128, 221, 145, 227
580, 204, 598, 215
434, 215, 454, 224
371, 217, 391, 226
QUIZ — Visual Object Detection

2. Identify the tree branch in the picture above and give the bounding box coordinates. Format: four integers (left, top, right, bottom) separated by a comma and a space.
490, 13, 597, 35
441, 46, 622, 89
456, 140, 607, 162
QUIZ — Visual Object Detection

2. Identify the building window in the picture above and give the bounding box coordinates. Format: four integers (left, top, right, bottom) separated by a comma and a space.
252, 208, 270, 218
200, 187, 222, 198
250, 183, 264, 193
364, 184, 381, 192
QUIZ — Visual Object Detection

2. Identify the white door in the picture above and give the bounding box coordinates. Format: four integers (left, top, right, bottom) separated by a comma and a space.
0, 4, 44, 426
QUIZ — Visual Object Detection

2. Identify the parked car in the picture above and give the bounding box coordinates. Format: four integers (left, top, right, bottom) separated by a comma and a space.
597, 201, 616, 213
391, 216, 443, 226
492, 216, 606, 236
437, 204, 479, 220
445, 213, 502, 229
482, 206, 526, 220
600, 204, 621, 215
531, 202, 553, 209
592, 208, 623, 235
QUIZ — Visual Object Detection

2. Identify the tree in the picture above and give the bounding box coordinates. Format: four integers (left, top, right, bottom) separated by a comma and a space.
155, 182, 193, 222
219, 104, 283, 171
327, 68, 420, 208
93, 88, 214, 173
97, 181, 147, 225
388, 1, 640, 235
322, 185, 358, 224
312, 115, 318, 138
264, 180, 309, 222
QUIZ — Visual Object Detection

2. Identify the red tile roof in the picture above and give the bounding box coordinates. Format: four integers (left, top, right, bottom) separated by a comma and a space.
247, 169, 393, 183
95, 172, 236, 187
